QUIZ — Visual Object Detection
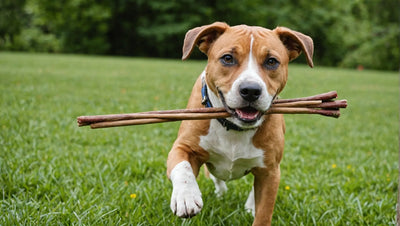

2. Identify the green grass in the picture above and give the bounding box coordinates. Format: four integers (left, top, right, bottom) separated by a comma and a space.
0, 52, 398, 225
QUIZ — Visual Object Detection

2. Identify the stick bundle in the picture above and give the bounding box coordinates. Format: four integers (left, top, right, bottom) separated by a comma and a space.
77, 91, 347, 129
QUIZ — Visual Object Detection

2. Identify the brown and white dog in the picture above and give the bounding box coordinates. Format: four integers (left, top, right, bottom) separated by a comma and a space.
167, 22, 313, 225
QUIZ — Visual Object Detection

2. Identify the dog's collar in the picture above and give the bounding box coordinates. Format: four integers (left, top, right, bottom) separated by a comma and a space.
201, 79, 244, 131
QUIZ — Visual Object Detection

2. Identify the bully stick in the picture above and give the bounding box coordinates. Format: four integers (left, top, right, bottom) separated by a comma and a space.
87, 108, 341, 129
77, 108, 229, 127
273, 90, 338, 103
77, 91, 347, 129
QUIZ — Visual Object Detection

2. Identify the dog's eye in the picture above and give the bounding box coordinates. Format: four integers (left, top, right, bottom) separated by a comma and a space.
264, 57, 280, 70
220, 54, 236, 66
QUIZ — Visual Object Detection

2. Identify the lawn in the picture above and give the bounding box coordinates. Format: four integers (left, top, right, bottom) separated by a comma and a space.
0, 52, 398, 225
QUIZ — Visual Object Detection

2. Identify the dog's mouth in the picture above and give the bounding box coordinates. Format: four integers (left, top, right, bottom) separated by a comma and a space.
234, 107, 262, 123
218, 89, 264, 124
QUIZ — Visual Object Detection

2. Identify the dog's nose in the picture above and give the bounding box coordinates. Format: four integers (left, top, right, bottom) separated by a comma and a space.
239, 83, 262, 102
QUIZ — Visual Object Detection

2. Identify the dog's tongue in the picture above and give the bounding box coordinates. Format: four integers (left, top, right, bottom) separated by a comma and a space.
235, 107, 260, 121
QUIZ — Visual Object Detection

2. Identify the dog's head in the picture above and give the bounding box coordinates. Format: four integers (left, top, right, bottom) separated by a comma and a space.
183, 22, 314, 129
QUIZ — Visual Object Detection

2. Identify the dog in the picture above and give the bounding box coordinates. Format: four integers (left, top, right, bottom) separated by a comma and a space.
166, 22, 313, 225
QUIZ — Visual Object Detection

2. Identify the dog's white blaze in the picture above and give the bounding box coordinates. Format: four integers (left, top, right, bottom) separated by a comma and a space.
200, 120, 265, 181
247, 35, 259, 78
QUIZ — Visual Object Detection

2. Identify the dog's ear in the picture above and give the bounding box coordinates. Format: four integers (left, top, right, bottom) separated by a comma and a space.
274, 27, 314, 68
182, 22, 229, 60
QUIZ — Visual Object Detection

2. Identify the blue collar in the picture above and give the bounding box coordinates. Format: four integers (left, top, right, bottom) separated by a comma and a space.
201, 80, 244, 131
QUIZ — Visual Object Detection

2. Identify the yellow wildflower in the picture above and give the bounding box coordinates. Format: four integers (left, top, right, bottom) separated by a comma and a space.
332, 164, 337, 169
130, 193, 137, 199
285, 186, 290, 190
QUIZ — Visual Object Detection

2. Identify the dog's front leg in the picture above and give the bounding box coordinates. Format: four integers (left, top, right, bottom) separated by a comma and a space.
167, 149, 204, 218
169, 161, 202, 218
252, 166, 281, 226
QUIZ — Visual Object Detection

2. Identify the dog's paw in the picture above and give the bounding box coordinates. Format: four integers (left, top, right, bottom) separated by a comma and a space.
245, 186, 255, 216
170, 161, 203, 218
170, 183, 203, 218
209, 173, 227, 197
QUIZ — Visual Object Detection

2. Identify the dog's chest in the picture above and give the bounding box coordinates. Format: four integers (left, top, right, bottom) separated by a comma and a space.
199, 120, 265, 181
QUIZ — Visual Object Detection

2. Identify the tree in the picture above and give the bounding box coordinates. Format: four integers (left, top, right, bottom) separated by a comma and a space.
0, 0, 27, 44
0, 0, 398, 70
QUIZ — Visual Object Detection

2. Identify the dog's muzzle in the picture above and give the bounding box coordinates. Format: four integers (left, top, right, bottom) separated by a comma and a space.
218, 88, 266, 126
234, 82, 264, 122
202, 77, 274, 131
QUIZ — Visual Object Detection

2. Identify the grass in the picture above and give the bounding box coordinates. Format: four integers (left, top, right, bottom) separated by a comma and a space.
0, 52, 398, 225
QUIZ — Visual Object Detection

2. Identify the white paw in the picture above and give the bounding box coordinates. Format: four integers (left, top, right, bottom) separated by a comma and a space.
209, 173, 227, 197
170, 184, 203, 218
245, 186, 255, 216
170, 161, 203, 218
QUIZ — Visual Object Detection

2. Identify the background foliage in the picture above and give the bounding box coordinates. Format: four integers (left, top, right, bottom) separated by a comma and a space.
0, 0, 399, 70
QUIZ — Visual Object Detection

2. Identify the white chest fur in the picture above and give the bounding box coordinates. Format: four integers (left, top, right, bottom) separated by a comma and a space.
199, 120, 265, 181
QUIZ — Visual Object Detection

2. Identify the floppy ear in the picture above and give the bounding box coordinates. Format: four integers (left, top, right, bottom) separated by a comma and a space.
182, 22, 229, 60
273, 27, 314, 68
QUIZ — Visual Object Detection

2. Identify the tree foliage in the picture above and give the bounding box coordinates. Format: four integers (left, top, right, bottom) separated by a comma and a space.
0, 0, 27, 44
1, 0, 398, 70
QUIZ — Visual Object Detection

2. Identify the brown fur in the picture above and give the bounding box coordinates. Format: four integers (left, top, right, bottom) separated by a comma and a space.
167, 22, 313, 225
